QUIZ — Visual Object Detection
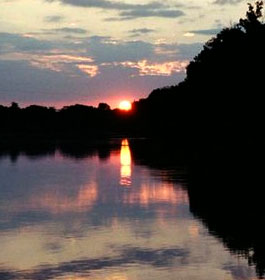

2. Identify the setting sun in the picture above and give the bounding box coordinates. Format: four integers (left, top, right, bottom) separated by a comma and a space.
119, 100, 132, 111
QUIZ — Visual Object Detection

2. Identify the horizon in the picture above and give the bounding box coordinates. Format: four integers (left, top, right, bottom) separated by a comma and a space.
0, 98, 136, 110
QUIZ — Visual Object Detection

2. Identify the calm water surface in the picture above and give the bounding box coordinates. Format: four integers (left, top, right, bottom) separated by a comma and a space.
0, 139, 259, 280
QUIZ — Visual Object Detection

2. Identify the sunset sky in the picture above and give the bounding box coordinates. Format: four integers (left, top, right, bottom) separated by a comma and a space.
0, 0, 249, 108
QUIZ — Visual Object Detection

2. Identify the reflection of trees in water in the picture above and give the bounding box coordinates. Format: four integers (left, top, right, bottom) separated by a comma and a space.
0, 140, 119, 163
187, 140, 265, 278
127, 138, 265, 278
188, 187, 265, 278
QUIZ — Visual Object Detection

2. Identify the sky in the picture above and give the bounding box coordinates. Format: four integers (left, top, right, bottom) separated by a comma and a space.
0, 0, 250, 108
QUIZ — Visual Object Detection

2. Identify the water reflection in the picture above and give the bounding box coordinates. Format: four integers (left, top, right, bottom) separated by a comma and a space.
120, 139, 132, 186
0, 140, 262, 280
124, 183, 188, 206
30, 182, 98, 213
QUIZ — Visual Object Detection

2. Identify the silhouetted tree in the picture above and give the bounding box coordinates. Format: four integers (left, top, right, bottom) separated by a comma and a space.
239, 1, 263, 31
98, 103, 111, 111
11, 102, 19, 110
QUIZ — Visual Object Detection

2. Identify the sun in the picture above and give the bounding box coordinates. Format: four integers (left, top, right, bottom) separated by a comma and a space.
119, 100, 132, 111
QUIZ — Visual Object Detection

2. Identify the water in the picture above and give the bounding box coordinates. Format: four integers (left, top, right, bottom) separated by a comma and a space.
0, 139, 260, 280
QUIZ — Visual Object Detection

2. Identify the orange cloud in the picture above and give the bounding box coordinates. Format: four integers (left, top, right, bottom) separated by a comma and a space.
0, 52, 97, 75
30, 54, 95, 72
118, 60, 188, 76
77, 64, 99, 77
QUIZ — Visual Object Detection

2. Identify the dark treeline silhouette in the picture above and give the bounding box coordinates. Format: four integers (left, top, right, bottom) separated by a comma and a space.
0, 102, 137, 141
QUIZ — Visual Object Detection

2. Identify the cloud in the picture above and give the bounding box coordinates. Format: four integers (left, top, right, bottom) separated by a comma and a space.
49, 27, 88, 34
0, 31, 198, 70
0, 32, 83, 55
83, 37, 201, 64
116, 60, 188, 76
0, 32, 54, 52
213, 0, 243, 4
0, 31, 199, 106
0, 57, 186, 106
85, 36, 155, 63
77, 64, 99, 77
0, 246, 189, 279
117, 9, 184, 20
45, 0, 185, 20
154, 42, 203, 60
0, 59, 83, 103
130, 28, 156, 35
28, 54, 95, 73
184, 32, 195, 37
129, 28, 156, 38
0, 51, 99, 78
45, 0, 166, 10
189, 28, 222, 35
44, 15, 64, 22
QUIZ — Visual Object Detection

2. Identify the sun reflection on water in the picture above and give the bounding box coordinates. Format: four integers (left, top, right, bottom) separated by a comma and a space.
120, 139, 132, 186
